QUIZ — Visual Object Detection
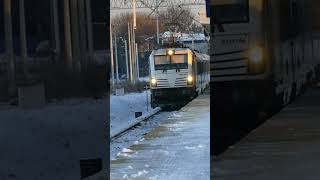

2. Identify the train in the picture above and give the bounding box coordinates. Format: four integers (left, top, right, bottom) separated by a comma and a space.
149, 46, 210, 109
210, 0, 320, 115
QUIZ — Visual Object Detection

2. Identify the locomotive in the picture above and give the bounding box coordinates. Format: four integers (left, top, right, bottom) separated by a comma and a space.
211, 0, 320, 115
149, 46, 210, 109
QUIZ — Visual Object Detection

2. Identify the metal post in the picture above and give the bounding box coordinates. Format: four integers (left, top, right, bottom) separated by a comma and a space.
114, 32, 119, 82
64, 0, 73, 71
19, 0, 28, 77
192, 34, 194, 50
132, 23, 136, 83
86, 0, 94, 62
136, 43, 139, 79
70, 0, 81, 72
78, 0, 87, 69
124, 40, 129, 80
128, 22, 133, 82
4, 0, 15, 95
52, 0, 61, 62
146, 85, 148, 112
110, 19, 115, 85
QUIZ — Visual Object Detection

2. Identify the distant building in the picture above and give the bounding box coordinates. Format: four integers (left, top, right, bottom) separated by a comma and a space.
161, 31, 209, 54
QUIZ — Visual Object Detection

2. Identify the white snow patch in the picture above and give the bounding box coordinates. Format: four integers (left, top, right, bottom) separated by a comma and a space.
158, 150, 170, 155
185, 146, 197, 150
131, 170, 149, 178
122, 174, 129, 179
168, 112, 183, 119
122, 148, 133, 153
117, 152, 132, 158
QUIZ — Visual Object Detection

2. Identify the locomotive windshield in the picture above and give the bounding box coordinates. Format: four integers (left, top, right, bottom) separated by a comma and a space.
154, 54, 188, 70
213, 0, 249, 24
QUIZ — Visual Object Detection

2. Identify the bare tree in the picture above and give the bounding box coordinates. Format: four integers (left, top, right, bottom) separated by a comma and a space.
160, 5, 195, 33
112, 13, 165, 44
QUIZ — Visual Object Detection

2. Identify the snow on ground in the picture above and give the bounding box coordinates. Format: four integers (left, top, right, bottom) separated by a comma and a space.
110, 111, 172, 160
139, 76, 149, 82
0, 97, 108, 179
111, 92, 210, 180
110, 90, 153, 135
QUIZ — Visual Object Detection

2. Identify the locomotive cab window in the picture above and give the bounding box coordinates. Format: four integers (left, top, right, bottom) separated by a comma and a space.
213, 0, 249, 24
154, 54, 188, 70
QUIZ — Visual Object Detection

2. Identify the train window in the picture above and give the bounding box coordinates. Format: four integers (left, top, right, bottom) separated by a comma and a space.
171, 55, 188, 64
154, 55, 188, 70
155, 56, 170, 65
213, 0, 249, 24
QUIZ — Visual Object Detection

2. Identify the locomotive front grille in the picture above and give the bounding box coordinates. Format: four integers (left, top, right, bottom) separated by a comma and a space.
175, 77, 188, 87
156, 79, 170, 88
211, 50, 248, 78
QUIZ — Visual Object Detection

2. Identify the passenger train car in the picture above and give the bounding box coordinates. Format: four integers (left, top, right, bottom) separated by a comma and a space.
210, 0, 320, 114
149, 46, 210, 109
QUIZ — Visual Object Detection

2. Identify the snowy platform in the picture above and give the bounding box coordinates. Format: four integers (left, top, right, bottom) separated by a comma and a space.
0, 97, 108, 180
213, 87, 320, 180
110, 92, 210, 180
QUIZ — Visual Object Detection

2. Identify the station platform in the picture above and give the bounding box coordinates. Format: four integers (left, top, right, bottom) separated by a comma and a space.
111, 92, 210, 180
213, 87, 320, 180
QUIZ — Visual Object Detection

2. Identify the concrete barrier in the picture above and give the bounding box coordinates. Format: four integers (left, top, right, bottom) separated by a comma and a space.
110, 107, 162, 139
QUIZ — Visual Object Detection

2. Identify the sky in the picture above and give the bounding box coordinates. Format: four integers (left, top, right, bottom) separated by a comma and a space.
110, 5, 208, 23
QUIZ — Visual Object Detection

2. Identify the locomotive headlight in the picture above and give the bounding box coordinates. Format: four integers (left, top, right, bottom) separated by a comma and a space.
249, 47, 263, 63
187, 76, 193, 85
167, 50, 174, 56
151, 78, 157, 86
248, 46, 265, 74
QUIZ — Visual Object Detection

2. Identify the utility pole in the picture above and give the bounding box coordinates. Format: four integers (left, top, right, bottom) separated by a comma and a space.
133, 0, 137, 29
4, 0, 15, 96
19, 0, 28, 78
124, 40, 129, 80
156, 0, 160, 44
64, 0, 73, 71
114, 32, 119, 82
110, 19, 115, 86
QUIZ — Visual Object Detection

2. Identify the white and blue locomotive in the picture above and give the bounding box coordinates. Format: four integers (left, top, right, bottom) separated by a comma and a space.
149, 46, 210, 109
